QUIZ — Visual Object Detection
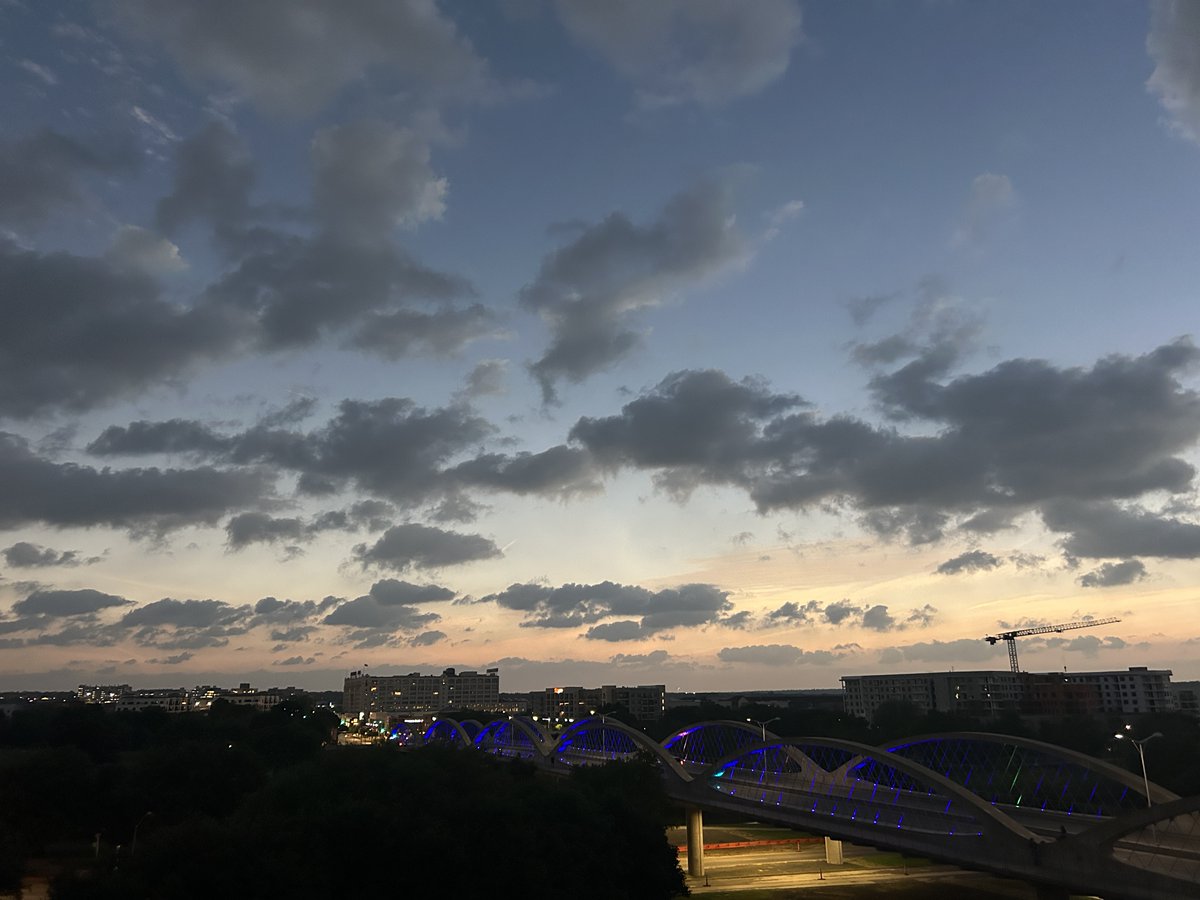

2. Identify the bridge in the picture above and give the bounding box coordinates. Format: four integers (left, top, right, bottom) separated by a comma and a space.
419, 715, 1200, 900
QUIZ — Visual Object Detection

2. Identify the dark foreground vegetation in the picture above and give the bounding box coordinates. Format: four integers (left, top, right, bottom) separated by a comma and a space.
0, 700, 687, 899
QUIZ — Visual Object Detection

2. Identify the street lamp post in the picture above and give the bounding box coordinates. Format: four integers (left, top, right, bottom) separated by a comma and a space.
1114, 730, 1163, 807
747, 717, 780, 741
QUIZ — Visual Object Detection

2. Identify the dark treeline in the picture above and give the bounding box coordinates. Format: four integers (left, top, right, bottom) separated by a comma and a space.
0, 699, 687, 899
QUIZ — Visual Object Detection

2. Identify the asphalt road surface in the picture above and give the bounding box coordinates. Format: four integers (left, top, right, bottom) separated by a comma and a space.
665, 825, 1101, 899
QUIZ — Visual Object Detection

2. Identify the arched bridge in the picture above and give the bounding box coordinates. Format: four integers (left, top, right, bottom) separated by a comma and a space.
422, 716, 1200, 900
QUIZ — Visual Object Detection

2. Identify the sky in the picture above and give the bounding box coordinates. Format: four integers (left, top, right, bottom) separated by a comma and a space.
1, 0, 1199, 695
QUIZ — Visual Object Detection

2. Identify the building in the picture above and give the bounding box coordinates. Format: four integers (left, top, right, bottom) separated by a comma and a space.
841, 667, 1174, 722
342, 668, 500, 719
189, 683, 281, 712
528, 684, 666, 724
1058, 667, 1175, 715
114, 689, 187, 713
76, 684, 132, 705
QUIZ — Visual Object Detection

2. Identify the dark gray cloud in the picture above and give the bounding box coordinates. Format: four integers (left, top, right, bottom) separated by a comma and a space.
554, 0, 801, 108
89, 397, 493, 505
521, 180, 745, 402
1078, 560, 1147, 588
0, 129, 135, 232
717, 644, 844, 666
2, 542, 100, 569
936, 549, 1003, 575
0, 432, 273, 535
12, 588, 131, 618
206, 232, 474, 350
1147, 0, 1200, 146
408, 630, 447, 647
568, 340, 1200, 551
311, 119, 446, 241
322, 592, 440, 631
1043, 499, 1200, 559
156, 122, 255, 245
765, 600, 821, 624
762, 598, 934, 633
12, 596, 254, 650
353, 523, 501, 572
0, 240, 244, 418
861, 604, 895, 632
571, 369, 804, 496
484, 580, 732, 637
447, 446, 600, 498
111, 0, 492, 116
146, 651, 194, 665
583, 620, 646, 642
225, 512, 306, 550
369, 579, 456, 605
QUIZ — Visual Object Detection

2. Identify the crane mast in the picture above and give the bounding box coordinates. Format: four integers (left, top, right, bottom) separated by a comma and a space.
983, 617, 1121, 673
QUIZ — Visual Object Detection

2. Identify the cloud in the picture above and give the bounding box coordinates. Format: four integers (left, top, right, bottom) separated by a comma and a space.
0, 432, 272, 535
146, 651, 193, 665
120, 597, 247, 629
0, 129, 135, 232
2, 542, 100, 569
409, 630, 447, 647
353, 523, 502, 572
273, 655, 315, 666
311, 120, 447, 241
568, 339, 1200, 551
878, 638, 1006, 665
554, 0, 802, 108
12, 589, 131, 618
484, 580, 732, 637
1043, 500, 1200, 559
717, 644, 844, 666
861, 604, 896, 632
952, 172, 1016, 245
0, 239, 244, 418
936, 549, 1002, 575
156, 122, 255, 245
89, 397, 493, 505
461, 360, 509, 398
225, 512, 306, 550
109, 0, 493, 116
105, 226, 188, 276
1078, 559, 1148, 588
1146, 0, 1200, 146
521, 179, 746, 402
321, 580, 443, 633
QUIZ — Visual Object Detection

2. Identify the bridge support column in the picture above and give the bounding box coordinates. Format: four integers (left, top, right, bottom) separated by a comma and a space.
685, 807, 705, 876
824, 837, 844, 865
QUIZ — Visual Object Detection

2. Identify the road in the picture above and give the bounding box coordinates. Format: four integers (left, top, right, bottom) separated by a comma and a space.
664, 826, 1102, 899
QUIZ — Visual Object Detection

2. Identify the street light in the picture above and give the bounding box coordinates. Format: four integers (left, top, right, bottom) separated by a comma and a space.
131, 811, 153, 856
1113, 730, 1163, 808
747, 717, 780, 741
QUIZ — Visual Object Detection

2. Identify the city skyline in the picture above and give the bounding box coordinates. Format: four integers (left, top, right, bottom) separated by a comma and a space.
2, 1, 1199, 694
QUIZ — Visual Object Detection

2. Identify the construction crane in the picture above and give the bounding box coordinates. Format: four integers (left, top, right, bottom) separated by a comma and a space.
984, 617, 1121, 673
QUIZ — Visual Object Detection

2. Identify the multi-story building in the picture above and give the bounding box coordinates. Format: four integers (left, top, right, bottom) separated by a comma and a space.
1059, 667, 1174, 715
114, 689, 188, 713
841, 666, 1174, 722
189, 683, 281, 712
528, 684, 666, 724
342, 668, 500, 718
76, 684, 132, 705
